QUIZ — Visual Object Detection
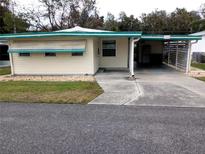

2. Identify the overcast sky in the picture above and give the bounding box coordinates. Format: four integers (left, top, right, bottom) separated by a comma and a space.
16, 0, 204, 18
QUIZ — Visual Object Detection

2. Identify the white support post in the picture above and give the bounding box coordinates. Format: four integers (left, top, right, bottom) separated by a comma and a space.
8, 41, 14, 75
168, 41, 170, 65
129, 38, 134, 77
176, 41, 179, 70
186, 41, 192, 74
9, 53, 14, 76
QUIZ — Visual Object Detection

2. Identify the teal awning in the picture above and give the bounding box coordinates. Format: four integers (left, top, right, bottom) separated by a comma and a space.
141, 34, 202, 41
8, 48, 85, 53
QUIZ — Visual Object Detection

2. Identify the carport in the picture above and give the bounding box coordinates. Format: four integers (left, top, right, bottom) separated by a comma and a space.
129, 34, 201, 75
0, 40, 10, 67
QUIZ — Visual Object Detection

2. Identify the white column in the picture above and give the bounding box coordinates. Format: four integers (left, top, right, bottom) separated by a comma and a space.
8, 40, 15, 76
129, 38, 134, 76
9, 53, 14, 75
168, 41, 170, 65
186, 41, 192, 74
176, 41, 179, 69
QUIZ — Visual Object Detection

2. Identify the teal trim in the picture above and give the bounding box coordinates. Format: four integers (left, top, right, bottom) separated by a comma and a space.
0, 31, 142, 39
141, 34, 202, 40
0, 31, 201, 40
8, 48, 85, 53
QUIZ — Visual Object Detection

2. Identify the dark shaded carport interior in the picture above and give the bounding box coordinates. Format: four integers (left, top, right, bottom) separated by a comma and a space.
134, 34, 201, 72
135, 40, 164, 68
0, 44, 9, 61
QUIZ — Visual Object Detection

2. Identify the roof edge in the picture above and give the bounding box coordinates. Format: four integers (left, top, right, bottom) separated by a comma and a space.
0, 31, 142, 39
141, 34, 202, 41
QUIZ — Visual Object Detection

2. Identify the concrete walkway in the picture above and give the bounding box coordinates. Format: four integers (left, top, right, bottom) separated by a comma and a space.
89, 71, 142, 105
90, 67, 205, 107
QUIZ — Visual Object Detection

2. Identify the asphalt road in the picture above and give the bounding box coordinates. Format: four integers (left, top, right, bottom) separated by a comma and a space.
1, 103, 205, 154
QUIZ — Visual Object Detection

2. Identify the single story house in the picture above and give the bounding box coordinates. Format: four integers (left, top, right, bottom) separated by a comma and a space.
0, 26, 201, 76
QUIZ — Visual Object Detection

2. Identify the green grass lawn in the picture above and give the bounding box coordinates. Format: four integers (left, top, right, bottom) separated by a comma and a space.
191, 63, 205, 70
196, 77, 205, 82
0, 67, 11, 75
0, 81, 103, 104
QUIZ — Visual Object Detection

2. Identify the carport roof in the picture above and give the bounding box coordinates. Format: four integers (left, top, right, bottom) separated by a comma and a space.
141, 34, 202, 41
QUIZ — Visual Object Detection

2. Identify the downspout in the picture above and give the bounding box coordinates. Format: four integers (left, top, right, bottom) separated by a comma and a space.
129, 38, 140, 77
9, 53, 14, 76
134, 38, 140, 43
186, 40, 198, 74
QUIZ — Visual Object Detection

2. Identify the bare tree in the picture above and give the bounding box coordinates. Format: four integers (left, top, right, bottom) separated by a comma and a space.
24, 0, 103, 31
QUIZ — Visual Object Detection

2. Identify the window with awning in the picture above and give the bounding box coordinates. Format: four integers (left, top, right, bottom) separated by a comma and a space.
8, 40, 86, 53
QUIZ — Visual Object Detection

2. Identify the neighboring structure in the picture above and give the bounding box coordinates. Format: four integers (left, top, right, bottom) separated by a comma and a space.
0, 40, 10, 67
192, 52, 205, 63
0, 26, 201, 76
191, 31, 205, 53
191, 31, 205, 63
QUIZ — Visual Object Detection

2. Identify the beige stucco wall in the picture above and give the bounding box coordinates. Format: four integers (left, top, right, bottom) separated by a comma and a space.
99, 38, 129, 68
9, 37, 130, 75
9, 38, 96, 75
142, 41, 163, 54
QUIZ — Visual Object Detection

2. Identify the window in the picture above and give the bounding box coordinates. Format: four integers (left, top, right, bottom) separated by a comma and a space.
45, 52, 56, 56
72, 52, 83, 56
19, 53, 30, 57
102, 40, 116, 57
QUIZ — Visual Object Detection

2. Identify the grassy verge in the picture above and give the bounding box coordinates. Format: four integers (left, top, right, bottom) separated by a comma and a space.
196, 77, 205, 82
0, 81, 103, 104
191, 63, 205, 71
0, 67, 11, 75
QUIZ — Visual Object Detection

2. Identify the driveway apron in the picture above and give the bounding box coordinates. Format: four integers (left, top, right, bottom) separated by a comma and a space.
90, 68, 205, 107
89, 71, 142, 105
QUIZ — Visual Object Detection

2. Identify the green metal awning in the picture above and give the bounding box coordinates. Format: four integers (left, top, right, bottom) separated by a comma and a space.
0, 31, 142, 39
8, 48, 85, 53
0, 40, 8, 44
141, 34, 202, 41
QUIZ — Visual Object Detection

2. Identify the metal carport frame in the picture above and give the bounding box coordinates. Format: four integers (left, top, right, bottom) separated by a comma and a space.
140, 34, 201, 74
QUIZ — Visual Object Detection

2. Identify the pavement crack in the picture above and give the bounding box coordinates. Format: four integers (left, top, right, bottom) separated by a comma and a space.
122, 81, 144, 105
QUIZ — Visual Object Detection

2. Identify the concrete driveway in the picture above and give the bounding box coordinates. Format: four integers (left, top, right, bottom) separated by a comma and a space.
90, 71, 141, 105
90, 67, 205, 107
